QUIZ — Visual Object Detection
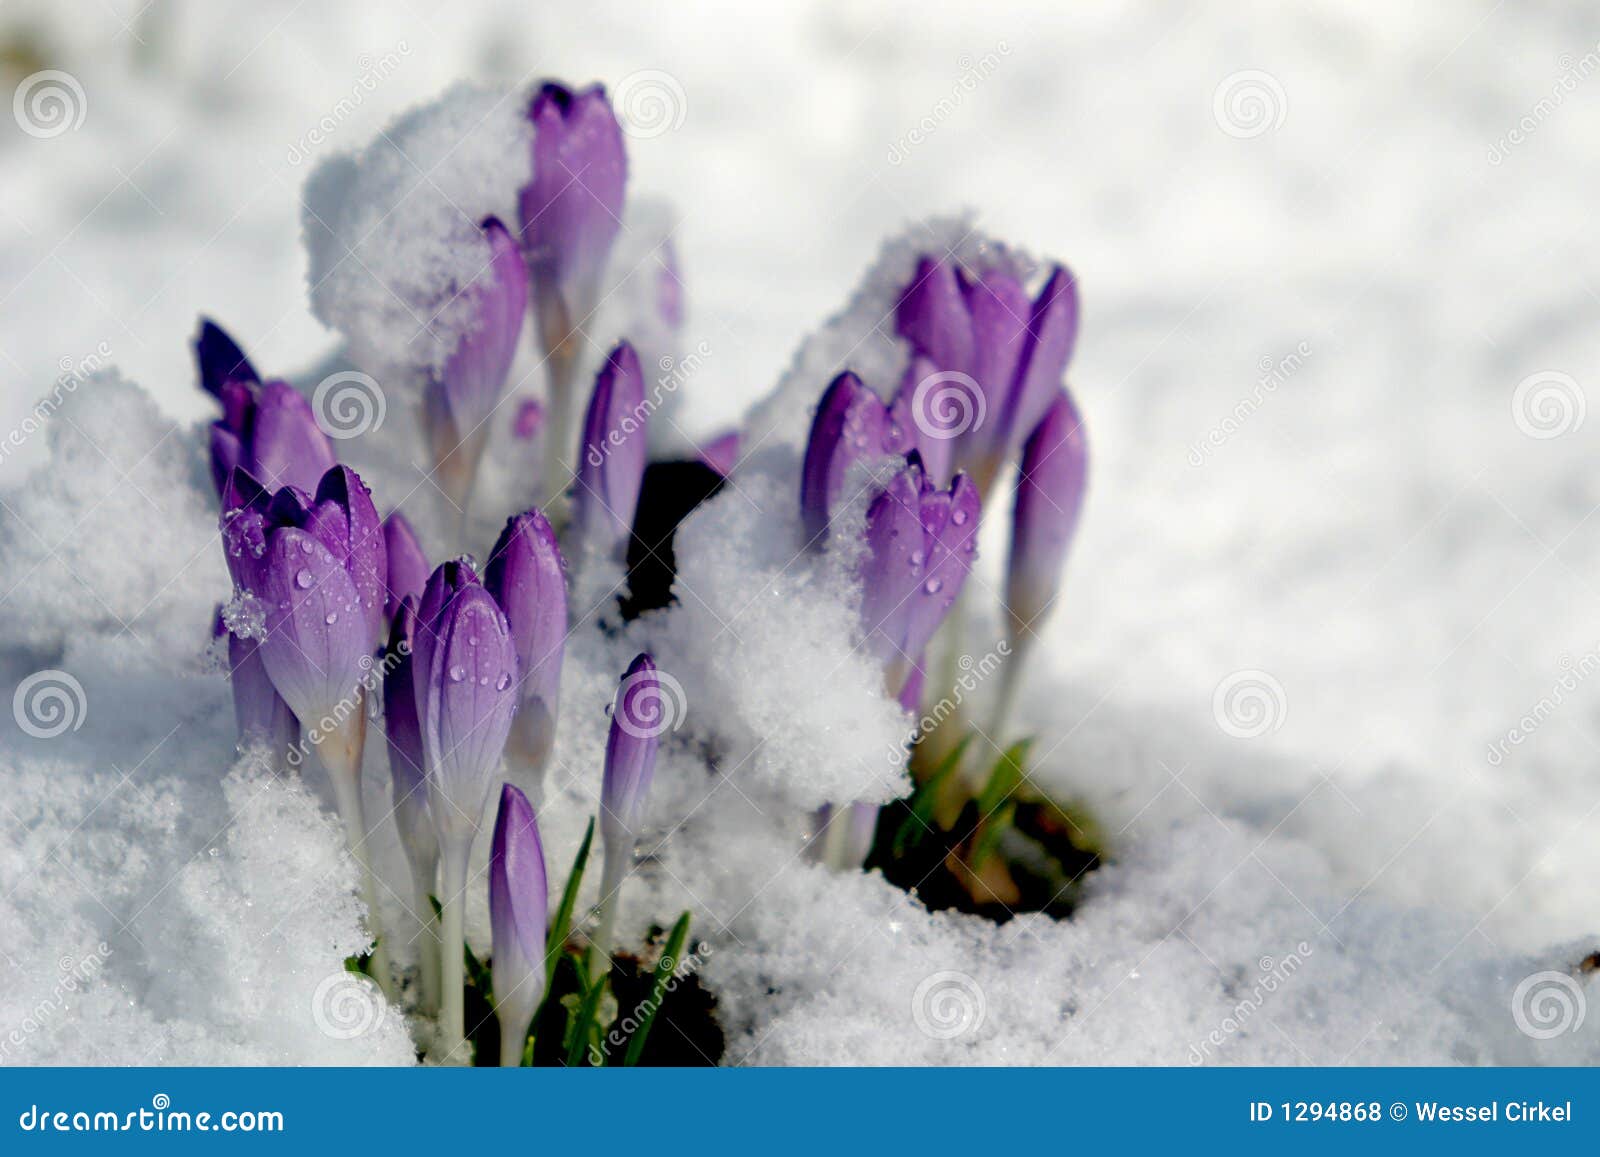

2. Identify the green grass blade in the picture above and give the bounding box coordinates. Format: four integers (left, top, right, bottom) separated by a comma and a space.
622, 911, 692, 1067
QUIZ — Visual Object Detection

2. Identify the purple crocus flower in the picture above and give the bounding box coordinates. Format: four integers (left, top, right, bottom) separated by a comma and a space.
382, 512, 429, 620
488, 782, 548, 1066
593, 652, 661, 978
421, 217, 529, 511
519, 82, 627, 327
196, 320, 336, 498
895, 257, 1079, 490
571, 342, 647, 560
410, 558, 520, 1058
220, 464, 386, 778
858, 456, 982, 695
213, 606, 299, 764
798, 371, 913, 546
484, 509, 567, 772
1005, 388, 1088, 644
698, 429, 740, 479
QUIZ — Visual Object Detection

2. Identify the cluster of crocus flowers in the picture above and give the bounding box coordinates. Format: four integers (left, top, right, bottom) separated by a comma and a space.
519, 83, 628, 510
195, 319, 337, 498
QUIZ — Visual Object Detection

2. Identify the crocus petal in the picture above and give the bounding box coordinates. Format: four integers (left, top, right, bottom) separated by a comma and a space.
800, 372, 889, 546
384, 597, 437, 876
209, 423, 245, 499
249, 381, 337, 495
420, 585, 518, 838
858, 464, 926, 673
228, 630, 297, 753
600, 653, 660, 849
519, 83, 627, 309
1006, 388, 1088, 641
893, 355, 958, 488
489, 783, 549, 1046
437, 218, 529, 437
194, 318, 260, 398
484, 509, 567, 766
253, 527, 370, 725
1002, 265, 1080, 459
698, 429, 740, 479
312, 466, 388, 650
843, 803, 878, 870
958, 270, 1031, 461
572, 341, 647, 557
382, 513, 429, 620
895, 257, 974, 373
901, 471, 981, 661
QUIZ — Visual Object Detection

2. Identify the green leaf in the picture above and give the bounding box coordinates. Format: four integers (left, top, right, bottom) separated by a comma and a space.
972, 740, 1031, 869
622, 911, 692, 1067
546, 818, 594, 990
893, 733, 974, 856
564, 969, 609, 1067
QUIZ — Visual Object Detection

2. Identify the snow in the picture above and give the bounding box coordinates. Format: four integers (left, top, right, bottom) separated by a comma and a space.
4, 0, 1600, 1066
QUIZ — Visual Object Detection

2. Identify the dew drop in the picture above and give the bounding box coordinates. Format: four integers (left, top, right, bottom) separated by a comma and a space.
324, 611, 338, 625
448, 664, 466, 683
496, 672, 512, 692
923, 578, 943, 595
294, 568, 314, 589
952, 509, 969, 525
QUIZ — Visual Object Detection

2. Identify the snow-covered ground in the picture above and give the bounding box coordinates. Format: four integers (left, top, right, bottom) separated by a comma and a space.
4, 0, 1600, 1065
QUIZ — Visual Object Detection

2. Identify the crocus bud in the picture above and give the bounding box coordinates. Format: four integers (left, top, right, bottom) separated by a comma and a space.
519, 82, 627, 320
600, 653, 660, 861
488, 783, 548, 1066
572, 342, 647, 560
411, 566, 519, 848
194, 317, 260, 398
216, 607, 299, 762
799, 372, 911, 546
1005, 388, 1088, 643
484, 510, 567, 770
894, 257, 1079, 490
422, 218, 529, 511
382, 512, 429, 620
859, 457, 982, 694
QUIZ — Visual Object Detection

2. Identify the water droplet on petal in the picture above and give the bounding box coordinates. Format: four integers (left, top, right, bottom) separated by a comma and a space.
294, 568, 314, 589
496, 672, 512, 692
324, 611, 338, 625
952, 509, 969, 525
448, 664, 466, 683
923, 578, 943, 595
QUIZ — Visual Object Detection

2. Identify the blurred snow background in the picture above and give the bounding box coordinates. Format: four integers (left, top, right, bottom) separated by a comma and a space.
3, 0, 1600, 1064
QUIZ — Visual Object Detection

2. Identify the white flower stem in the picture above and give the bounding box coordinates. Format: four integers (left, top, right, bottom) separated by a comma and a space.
323, 737, 397, 1001
589, 844, 625, 985
434, 840, 471, 1063
409, 864, 442, 1017
821, 807, 854, 871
